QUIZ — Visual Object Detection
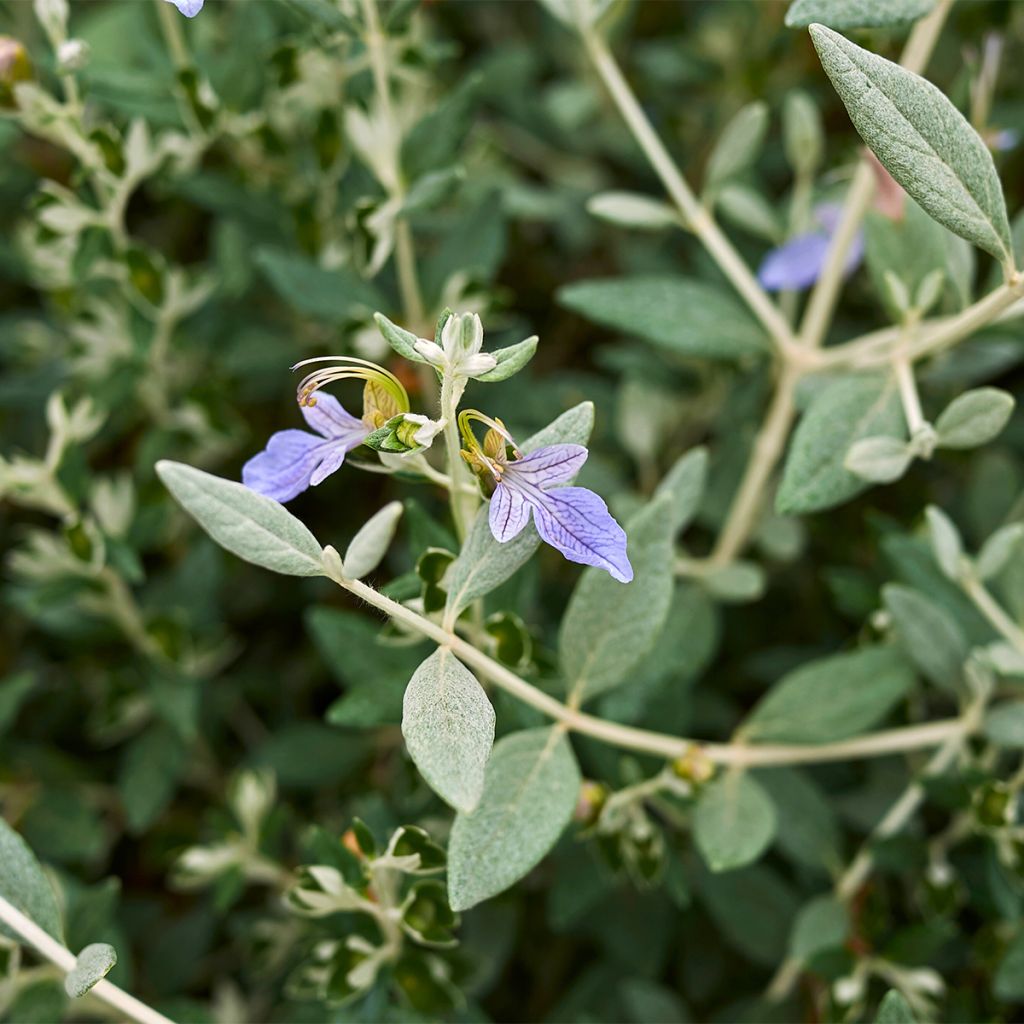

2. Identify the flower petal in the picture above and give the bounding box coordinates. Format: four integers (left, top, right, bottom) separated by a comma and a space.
757, 232, 832, 291
300, 391, 368, 443
530, 486, 633, 583
506, 444, 588, 488
413, 339, 446, 367
165, 0, 204, 16
242, 430, 343, 503
462, 353, 498, 378
489, 482, 532, 542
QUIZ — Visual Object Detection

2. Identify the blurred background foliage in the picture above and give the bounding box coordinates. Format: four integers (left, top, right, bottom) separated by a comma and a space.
1, 0, 1024, 1021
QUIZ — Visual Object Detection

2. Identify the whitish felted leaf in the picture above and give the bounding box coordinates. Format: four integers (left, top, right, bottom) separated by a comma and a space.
586, 191, 680, 231
810, 25, 1013, 265
65, 944, 117, 999
0, 818, 63, 942
559, 492, 675, 702
156, 461, 323, 576
475, 336, 538, 382
447, 727, 580, 911
786, 0, 934, 29
777, 374, 903, 514
935, 387, 1015, 449
444, 403, 594, 615
558, 277, 769, 360
343, 501, 403, 579
694, 772, 777, 872
402, 649, 495, 813
740, 647, 914, 743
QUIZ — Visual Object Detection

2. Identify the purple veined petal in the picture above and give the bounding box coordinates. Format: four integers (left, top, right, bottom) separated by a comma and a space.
530, 486, 633, 583
309, 446, 348, 487
300, 391, 368, 444
165, 0, 204, 16
505, 444, 589, 488
757, 231, 831, 292
489, 482, 532, 542
242, 429, 343, 503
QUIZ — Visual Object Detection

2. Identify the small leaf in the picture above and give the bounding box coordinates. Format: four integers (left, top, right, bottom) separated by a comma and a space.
64, 944, 117, 999
586, 191, 680, 231
810, 25, 1013, 265
156, 461, 324, 577
845, 435, 913, 483
343, 501, 403, 580
447, 727, 580, 911
0, 818, 63, 942
474, 336, 538, 383
654, 447, 708, 533
740, 647, 914, 743
983, 703, 1024, 748
705, 102, 769, 189
558, 277, 769, 360
374, 311, 428, 363
883, 584, 967, 691
789, 895, 848, 960
786, 0, 934, 29
977, 523, 1024, 580
934, 387, 1015, 449
444, 403, 594, 615
559, 493, 675, 702
694, 772, 777, 873
782, 90, 823, 175
402, 649, 495, 813
777, 374, 903, 515
255, 247, 385, 322
925, 505, 963, 580
876, 990, 917, 1023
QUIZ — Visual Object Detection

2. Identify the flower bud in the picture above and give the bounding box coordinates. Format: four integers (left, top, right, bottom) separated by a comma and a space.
671, 746, 714, 786
574, 780, 608, 826
0, 37, 33, 109
56, 38, 90, 73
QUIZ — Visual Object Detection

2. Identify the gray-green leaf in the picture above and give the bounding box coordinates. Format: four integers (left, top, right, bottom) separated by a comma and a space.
777, 374, 903, 514
64, 944, 117, 999
655, 447, 708, 534
789, 895, 849, 961
810, 25, 1013, 266
374, 311, 428, 363
343, 501, 403, 579
740, 646, 914, 743
447, 727, 580, 911
705, 102, 769, 189
786, 0, 934, 29
156, 461, 324, 577
558, 277, 769, 360
934, 387, 1015, 449
474, 336, 538, 383
586, 191, 681, 231
0, 818, 63, 942
876, 989, 917, 1023
694, 772, 777, 873
559, 492, 675, 702
845, 435, 913, 483
402, 649, 495, 813
883, 584, 967, 691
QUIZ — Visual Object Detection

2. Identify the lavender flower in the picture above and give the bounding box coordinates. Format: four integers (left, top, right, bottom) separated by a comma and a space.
243, 392, 368, 503
165, 0, 204, 16
481, 437, 633, 583
757, 202, 865, 292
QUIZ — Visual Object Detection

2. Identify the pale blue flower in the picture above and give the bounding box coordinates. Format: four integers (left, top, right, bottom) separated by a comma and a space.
758, 202, 864, 292
243, 393, 368, 503
165, 0, 204, 17
488, 443, 633, 583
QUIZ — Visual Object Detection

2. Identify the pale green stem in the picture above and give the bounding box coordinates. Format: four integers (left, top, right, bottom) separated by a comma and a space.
326, 568, 968, 768
0, 894, 174, 1024
962, 572, 1024, 654
439, 375, 472, 543
709, 365, 798, 566
580, 24, 798, 356
894, 350, 925, 435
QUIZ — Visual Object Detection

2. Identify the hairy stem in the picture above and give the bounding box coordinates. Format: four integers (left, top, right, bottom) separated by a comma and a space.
710, 366, 798, 566
962, 572, 1024, 654
439, 375, 472, 542
326, 568, 970, 768
0, 894, 174, 1024
580, 25, 797, 355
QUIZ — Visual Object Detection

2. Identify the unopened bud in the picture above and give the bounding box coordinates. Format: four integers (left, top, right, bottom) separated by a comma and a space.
0, 37, 32, 108
57, 38, 89, 73
574, 780, 608, 826
671, 747, 714, 785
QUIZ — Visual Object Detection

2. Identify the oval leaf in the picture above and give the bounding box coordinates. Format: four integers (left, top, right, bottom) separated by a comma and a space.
786, 0, 934, 29
0, 818, 63, 942
65, 943, 117, 999
156, 461, 324, 577
740, 646, 914, 744
402, 649, 495, 813
343, 501, 403, 580
810, 25, 1013, 265
934, 387, 1015, 449
694, 772, 777, 873
447, 727, 580, 911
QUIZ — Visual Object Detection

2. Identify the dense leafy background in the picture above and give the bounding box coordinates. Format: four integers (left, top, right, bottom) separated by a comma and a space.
2, 1, 1024, 1021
